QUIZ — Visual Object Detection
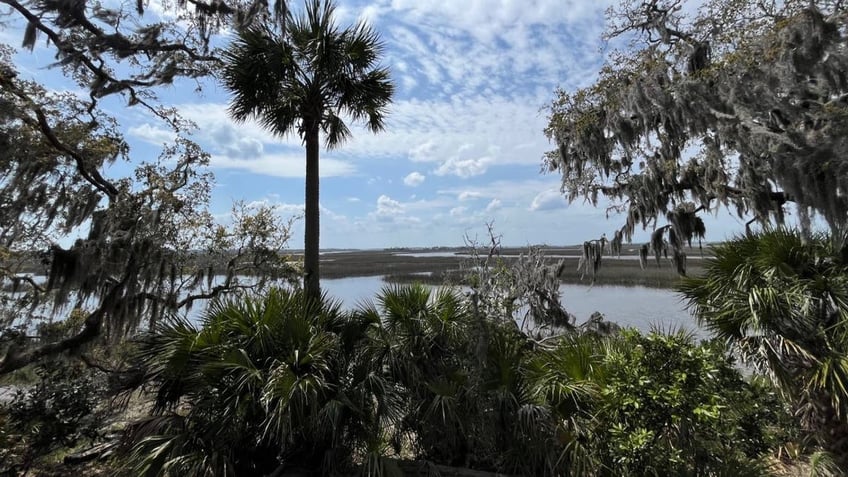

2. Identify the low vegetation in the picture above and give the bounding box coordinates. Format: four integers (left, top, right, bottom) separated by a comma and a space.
4, 229, 845, 476
114, 285, 792, 476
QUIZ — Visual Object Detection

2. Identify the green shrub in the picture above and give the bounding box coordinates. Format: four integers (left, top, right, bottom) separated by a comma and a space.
123, 288, 382, 476
1, 359, 102, 474
585, 330, 791, 476
124, 284, 799, 476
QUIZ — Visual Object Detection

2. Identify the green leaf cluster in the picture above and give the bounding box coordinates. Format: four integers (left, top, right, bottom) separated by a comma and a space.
681, 228, 848, 468
124, 284, 792, 476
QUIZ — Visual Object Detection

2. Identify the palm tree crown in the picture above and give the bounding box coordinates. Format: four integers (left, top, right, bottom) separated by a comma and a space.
222, 0, 393, 297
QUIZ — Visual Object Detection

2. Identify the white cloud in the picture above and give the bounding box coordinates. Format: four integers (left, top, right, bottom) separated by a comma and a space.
439, 178, 561, 203
319, 0, 615, 183
434, 156, 492, 178
383, 0, 611, 40
408, 141, 436, 162
485, 198, 502, 212
128, 123, 176, 146
211, 153, 356, 178
244, 196, 349, 221
400, 74, 419, 93
371, 1, 611, 98
207, 122, 265, 159
162, 78, 587, 185
372, 194, 420, 224
376, 194, 403, 215
530, 189, 567, 211
245, 199, 304, 216
449, 206, 468, 218
458, 191, 483, 201
343, 95, 567, 178
403, 171, 426, 187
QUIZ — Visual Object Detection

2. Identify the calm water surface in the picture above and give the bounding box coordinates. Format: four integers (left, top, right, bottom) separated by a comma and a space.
8, 275, 699, 335
322, 275, 700, 335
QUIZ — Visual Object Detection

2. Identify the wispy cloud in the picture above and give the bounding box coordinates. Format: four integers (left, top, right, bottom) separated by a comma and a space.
211, 153, 356, 178
403, 171, 426, 187
8, 0, 655, 247
530, 189, 568, 211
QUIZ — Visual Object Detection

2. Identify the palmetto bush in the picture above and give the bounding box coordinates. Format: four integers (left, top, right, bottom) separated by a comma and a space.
354, 284, 477, 466
355, 284, 619, 475
680, 229, 848, 469
122, 283, 793, 476
122, 288, 384, 476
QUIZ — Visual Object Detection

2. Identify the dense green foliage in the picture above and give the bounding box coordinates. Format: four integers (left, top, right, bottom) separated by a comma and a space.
123, 285, 792, 476
681, 229, 848, 468
588, 330, 787, 476
122, 290, 364, 475
0, 355, 105, 474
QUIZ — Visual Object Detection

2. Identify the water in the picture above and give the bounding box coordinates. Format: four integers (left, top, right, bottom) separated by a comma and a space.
4, 275, 700, 336
539, 254, 705, 261
560, 284, 697, 332
391, 252, 467, 258
322, 275, 699, 335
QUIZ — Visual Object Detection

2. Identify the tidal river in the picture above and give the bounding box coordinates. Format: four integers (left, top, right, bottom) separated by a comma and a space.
7, 274, 702, 336
322, 275, 702, 335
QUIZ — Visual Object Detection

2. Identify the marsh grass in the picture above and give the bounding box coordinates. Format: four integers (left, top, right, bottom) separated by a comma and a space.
380, 256, 701, 289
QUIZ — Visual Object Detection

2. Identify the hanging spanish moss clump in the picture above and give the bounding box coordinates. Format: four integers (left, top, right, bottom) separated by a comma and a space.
610, 229, 623, 258
639, 244, 650, 270
667, 206, 706, 274
545, 1, 848, 274
650, 228, 667, 268
667, 207, 706, 250
672, 249, 687, 276
577, 238, 605, 283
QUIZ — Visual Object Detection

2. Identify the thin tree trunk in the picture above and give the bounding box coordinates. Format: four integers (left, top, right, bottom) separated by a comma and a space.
304, 126, 321, 299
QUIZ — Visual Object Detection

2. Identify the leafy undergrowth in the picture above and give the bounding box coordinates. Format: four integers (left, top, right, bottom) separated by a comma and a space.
102, 286, 807, 476
7, 229, 847, 476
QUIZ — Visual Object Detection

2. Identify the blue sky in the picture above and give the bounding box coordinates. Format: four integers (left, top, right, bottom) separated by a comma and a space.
2, 0, 755, 249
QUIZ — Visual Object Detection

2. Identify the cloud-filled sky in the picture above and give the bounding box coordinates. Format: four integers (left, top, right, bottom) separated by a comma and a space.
4, 0, 754, 249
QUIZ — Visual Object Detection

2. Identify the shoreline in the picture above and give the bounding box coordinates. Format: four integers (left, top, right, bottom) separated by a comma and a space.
319, 247, 705, 289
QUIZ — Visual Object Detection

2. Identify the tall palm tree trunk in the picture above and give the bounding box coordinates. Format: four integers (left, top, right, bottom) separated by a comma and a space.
223, 3, 393, 299
304, 125, 320, 298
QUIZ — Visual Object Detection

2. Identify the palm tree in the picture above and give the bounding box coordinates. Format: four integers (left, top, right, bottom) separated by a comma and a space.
679, 229, 848, 469
222, 0, 394, 298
